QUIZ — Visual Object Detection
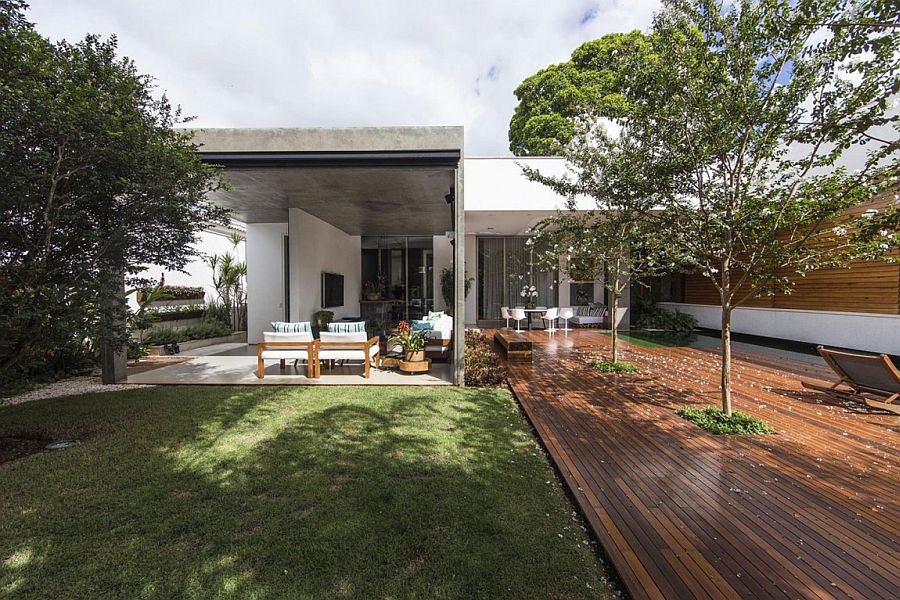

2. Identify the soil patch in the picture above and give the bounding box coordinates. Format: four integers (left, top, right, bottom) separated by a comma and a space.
0, 434, 51, 465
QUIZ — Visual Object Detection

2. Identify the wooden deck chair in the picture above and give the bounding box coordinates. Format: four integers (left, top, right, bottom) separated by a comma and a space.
801, 346, 900, 415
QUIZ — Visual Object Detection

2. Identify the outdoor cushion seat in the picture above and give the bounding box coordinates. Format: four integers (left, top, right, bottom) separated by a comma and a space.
257, 331, 315, 378
316, 331, 380, 378
569, 304, 608, 327
424, 314, 453, 358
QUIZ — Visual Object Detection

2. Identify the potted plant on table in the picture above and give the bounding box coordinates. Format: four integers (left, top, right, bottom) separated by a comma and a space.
390, 320, 426, 362
520, 284, 538, 309
363, 279, 385, 301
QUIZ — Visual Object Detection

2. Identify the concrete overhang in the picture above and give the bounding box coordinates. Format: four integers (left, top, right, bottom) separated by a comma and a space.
191, 127, 464, 235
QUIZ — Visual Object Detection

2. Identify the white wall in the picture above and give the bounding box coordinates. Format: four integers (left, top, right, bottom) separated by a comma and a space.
659, 302, 900, 355
464, 157, 592, 211
288, 208, 361, 324
246, 223, 287, 344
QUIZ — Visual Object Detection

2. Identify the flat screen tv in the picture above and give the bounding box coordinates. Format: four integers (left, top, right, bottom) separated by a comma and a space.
321, 272, 344, 308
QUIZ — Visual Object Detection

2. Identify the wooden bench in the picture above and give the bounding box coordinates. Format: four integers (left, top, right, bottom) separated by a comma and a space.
493, 329, 532, 362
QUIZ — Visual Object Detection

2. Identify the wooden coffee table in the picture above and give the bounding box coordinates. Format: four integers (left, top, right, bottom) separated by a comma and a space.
399, 358, 431, 374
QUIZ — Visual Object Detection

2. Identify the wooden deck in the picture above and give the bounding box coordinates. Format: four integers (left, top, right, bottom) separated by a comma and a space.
502, 329, 898, 600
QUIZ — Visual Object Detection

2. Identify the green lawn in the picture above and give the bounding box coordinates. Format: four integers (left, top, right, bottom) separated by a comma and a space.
0, 386, 614, 599
600, 329, 695, 348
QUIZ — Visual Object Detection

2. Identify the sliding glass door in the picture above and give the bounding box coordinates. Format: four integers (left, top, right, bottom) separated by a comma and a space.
361, 236, 434, 325
477, 237, 558, 320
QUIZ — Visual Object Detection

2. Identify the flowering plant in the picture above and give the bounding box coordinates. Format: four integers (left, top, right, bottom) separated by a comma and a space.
390, 320, 425, 352
519, 284, 538, 308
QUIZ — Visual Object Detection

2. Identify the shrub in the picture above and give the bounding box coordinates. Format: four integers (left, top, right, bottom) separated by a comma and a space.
143, 327, 182, 346
201, 301, 231, 326
591, 360, 639, 373
676, 406, 774, 435
137, 285, 205, 301
143, 320, 232, 347
464, 330, 507, 387
313, 310, 334, 329
636, 304, 697, 337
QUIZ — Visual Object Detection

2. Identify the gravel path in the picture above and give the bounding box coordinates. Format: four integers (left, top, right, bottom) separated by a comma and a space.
2, 375, 152, 406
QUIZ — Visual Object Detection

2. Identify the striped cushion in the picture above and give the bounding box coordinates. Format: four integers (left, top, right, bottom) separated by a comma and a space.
411, 320, 433, 331
271, 321, 311, 333
327, 321, 366, 333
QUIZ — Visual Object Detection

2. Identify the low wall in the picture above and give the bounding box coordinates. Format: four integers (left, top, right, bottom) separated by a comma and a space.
147, 331, 247, 356
659, 302, 899, 355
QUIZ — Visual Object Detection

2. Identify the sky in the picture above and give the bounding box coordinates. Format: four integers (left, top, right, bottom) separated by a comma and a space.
26, 0, 661, 155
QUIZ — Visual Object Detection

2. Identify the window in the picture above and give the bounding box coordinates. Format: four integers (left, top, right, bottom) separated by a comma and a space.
477, 237, 558, 320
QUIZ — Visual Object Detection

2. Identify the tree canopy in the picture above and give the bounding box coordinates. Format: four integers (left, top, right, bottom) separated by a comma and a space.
508, 30, 654, 156
0, 0, 228, 386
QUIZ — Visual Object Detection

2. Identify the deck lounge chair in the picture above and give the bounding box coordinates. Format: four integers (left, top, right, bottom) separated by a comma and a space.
801, 346, 900, 415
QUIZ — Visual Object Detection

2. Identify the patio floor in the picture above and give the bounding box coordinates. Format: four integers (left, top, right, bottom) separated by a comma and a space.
127, 343, 452, 386
503, 328, 898, 600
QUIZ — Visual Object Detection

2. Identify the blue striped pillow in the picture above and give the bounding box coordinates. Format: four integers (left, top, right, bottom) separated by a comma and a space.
411, 320, 433, 331
271, 321, 311, 333
327, 321, 366, 333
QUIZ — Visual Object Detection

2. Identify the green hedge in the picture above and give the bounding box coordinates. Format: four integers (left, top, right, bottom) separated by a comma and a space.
143, 320, 232, 346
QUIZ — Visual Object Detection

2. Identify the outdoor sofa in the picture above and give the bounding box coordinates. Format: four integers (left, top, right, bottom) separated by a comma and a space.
257, 321, 380, 379
568, 304, 608, 328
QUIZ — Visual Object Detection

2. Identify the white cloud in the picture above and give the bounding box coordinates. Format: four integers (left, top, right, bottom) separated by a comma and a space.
25, 0, 660, 154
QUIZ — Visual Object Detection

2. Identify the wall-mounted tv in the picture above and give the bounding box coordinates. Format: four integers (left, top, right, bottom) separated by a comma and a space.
321, 272, 344, 308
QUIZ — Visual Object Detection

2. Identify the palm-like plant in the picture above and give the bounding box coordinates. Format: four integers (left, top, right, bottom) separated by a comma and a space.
205, 232, 247, 330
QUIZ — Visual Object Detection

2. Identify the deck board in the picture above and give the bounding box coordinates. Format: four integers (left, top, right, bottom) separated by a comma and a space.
502, 329, 899, 600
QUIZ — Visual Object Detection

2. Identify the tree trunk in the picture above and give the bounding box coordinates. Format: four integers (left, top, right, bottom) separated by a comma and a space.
721, 305, 733, 416
611, 292, 619, 363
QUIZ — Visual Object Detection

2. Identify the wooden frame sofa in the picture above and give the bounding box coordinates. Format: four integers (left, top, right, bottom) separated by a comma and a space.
257, 331, 316, 378
315, 331, 381, 378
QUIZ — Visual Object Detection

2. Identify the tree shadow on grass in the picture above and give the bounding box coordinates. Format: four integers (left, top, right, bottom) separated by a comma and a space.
0, 385, 612, 599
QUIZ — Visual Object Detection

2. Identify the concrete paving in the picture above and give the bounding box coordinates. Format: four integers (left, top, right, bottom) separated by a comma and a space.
128, 343, 452, 386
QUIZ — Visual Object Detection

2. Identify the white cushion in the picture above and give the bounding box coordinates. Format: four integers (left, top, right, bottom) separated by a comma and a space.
319, 331, 368, 345
318, 346, 379, 361
427, 315, 453, 340
317, 331, 375, 361
261, 350, 312, 360
263, 331, 313, 343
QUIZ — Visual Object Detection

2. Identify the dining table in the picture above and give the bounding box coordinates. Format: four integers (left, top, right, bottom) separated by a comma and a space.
522, 308, 547, 330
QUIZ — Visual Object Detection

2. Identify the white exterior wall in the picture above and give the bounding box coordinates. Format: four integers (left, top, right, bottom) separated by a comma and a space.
659, 302, 900, 355
288, 208, 361, 324
246, 223, 287, 343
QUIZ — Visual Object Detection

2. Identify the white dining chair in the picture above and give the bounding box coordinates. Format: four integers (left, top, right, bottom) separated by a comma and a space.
500, 306, 512, 328
542, 307, 559, 332
510, 308, 527, 332
559, 307, 574, 331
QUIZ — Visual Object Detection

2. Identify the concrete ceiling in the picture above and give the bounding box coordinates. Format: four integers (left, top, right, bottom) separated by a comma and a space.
207, 167, 456, 235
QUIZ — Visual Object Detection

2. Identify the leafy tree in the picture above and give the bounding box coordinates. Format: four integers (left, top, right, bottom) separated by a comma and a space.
524, 124, 682, 362
508, 31, 654, 156
631, 0, 898, 414
0, 1, 228, 385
